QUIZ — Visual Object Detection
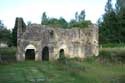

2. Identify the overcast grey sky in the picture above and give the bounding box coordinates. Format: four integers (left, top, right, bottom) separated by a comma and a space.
0, 0, 116, 29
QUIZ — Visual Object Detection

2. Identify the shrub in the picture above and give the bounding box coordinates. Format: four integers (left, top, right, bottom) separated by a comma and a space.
84, 56, 96, 63
0, 47, 16, 56
99, 47, 125, 63
100, 43, 125, 48
0, 47, 16, 63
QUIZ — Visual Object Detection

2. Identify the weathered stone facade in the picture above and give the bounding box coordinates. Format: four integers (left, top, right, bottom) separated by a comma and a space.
16, 18, 98, 61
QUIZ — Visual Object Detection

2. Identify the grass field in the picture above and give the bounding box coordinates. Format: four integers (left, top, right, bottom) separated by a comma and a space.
0, 59, 125, 83
0, 46, 125, 83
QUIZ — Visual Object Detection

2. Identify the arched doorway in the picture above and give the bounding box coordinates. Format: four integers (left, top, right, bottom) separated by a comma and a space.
59, 49, 65, 59
25, 44, 36, 60
42, 46, 49, 61
25, 49, 35, 60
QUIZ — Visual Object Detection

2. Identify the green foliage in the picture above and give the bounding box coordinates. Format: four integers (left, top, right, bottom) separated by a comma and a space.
69, 10, 91, 28
98, 0, 125, 44
0, 28, 11, 43
99, 47, 125, 63
78, 10, 86, 22
69, 20, 91, 28
27, 21, 32, 26
12, 27, 17, 46
0, 20, 12, 47
0, 47, 16, 56
41, 12, 68, 28
41, 10, 91, 28
47, 17, 68, 28
41, 12, 48, 25
84, 56, 96, 63
0, 20, 4, 29
58, 17, 68, 28
100, 43, 125, 48
105, 0, 113, 13
12, 18, 18, 46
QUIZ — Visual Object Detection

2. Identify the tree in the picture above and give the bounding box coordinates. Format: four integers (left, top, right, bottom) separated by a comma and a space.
27, 21, 32, 26
115, 0, 125, 14
79, 10, 86, 22
0, 20, 4, 29
47, 17, 68, 28
0, 20, 12, 47
69, 10, 91, 28
41, 10, 90, 28
12, 18, 18, 46
75, 12, 79, 22
58, 17, 68, 28
69, 19, 77, 28
98, 0, 119, 43
115, 0, 125, 42
105, 0, 113, 13
98, 0, 125, 44
47, 18, 60, 27
41, 12, 48, 25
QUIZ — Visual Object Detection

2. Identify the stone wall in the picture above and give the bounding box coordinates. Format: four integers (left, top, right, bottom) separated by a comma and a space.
16, 19, 98, 61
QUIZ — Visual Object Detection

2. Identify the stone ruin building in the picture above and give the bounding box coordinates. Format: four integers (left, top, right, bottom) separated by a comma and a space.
16, 18, 98, 61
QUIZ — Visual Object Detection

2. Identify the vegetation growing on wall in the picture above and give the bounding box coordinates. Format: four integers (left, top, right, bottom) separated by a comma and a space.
41, 10, 92, 28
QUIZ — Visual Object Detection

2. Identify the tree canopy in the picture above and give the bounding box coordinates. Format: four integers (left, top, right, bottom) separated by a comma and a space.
98, 0, 125, 44
0, 20, 12, 46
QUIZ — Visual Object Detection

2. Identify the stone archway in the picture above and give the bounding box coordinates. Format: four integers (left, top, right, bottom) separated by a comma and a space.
25, 49, 35, 60
42, 46, 49, 61
25, 44, 36, 60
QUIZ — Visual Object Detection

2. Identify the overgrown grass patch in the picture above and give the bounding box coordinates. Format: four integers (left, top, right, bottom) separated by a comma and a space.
0, 46, 125, 83
0, 60, 124, 83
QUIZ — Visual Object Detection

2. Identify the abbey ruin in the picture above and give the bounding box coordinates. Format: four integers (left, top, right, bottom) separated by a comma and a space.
16, 18, 98, 61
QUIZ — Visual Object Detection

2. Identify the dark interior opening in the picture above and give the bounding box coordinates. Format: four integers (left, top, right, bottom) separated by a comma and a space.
59, 49, 65, 59
42, 47, 49, 61
25, 49, 35, 60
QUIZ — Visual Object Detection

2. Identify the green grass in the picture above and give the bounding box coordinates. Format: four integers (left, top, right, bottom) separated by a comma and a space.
0, 46, 125, 83
0, 60, 124, 83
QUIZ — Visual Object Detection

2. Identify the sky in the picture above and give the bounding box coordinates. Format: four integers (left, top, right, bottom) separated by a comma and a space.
0, 0, 116, 29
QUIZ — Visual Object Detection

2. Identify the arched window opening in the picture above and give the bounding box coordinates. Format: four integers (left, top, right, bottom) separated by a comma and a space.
59, 49, 65, 59
42, 46, 49, 61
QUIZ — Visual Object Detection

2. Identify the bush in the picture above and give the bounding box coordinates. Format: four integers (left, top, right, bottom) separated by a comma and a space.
0, 47, 16, 63
84, 56, 96, 63
100, 43, 125, 48
0, 47, 16, 56
99, 47, 125, 63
